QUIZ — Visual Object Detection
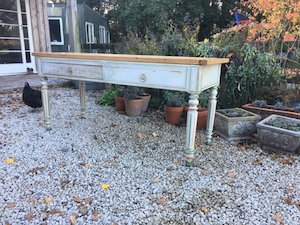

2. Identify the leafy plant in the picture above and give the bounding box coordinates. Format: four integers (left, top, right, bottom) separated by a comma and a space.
116, 85, 126, 97
273, 102, 286, 110
218, 108, 252, 117
123, 86, 141, 99
265, 118, 300, 132
163, 90, 186, 107
98, 88, 117, 106
252, 100, 267, 108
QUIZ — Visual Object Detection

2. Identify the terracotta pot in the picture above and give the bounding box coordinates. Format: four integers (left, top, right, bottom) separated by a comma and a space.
197, 108, 208, 130
183, 106, 208, 130
139, 94, 151, 113
124, 97, 143, 117
242, 103, 300, 119
164, 105, 184, 125
114, 96, 125, 112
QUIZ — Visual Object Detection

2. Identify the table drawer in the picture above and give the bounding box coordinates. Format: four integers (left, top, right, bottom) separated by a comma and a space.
104, 62, 189, 90
41, 60, 103, 80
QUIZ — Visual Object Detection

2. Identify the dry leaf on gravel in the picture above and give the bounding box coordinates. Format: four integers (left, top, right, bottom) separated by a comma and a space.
70, 214, 77, 225
6, 202, 16, 208
72, 198, 81, 203
101, 183, 110, 190
227, 172, 236, 177
111, 122, 117, 127
43, 197, 53, 204
78, 206, 88, 216
284, 197, 293, 205
281, 158, 294, 165
238, 145, 246, 151
137, 133, 144, 139
4, 157, 15, 164
47, 209, 64, 216
201, 207, 209, 213
159, 198, 167, 206
253, 159, 263, 165
28, 196, 36, 203
152, 178, 159, 184
92, 210, 100, 221
275, 212, 283, 223
25, 213, 34, 221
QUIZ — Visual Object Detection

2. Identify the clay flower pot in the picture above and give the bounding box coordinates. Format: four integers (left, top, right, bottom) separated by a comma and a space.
114, 96, 125, 112
183, 106, 208, 130
138, 94, 151, 113
124, 97, 143, 117
164, 105, 184, 125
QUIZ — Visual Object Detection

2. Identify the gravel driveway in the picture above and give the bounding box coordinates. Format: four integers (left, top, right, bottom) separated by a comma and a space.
0, 87, 299, 225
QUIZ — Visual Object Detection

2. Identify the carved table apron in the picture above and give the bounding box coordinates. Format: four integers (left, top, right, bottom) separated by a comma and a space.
33, 52, 229, 164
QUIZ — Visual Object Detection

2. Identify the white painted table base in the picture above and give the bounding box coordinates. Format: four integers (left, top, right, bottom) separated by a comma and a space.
33, 53, 228, 164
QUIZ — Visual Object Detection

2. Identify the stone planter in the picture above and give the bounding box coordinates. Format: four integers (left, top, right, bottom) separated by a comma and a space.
257, 114, 300, 154
242, 103, 300, 119
214, 108, 261, 141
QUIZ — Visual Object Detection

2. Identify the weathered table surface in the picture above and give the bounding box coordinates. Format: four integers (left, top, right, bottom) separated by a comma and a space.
33, 52, 229, 165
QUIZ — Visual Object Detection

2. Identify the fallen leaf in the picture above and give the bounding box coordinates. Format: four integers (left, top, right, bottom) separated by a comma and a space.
25, 213, 34, 221
201, 207, 209, 213
28, 196, 36, 203
159, 198, 167, 206
72, 198, 81, 203
4, 157, 15, 164
82, 197, 92, 205
80, 163, 91, 169
227, 172, 236, 177
253, 159, 263, 165
4, 221, 10, 225
47, 209, 64, 216
275, 212, 283, 223
101, 183, 110, 190
285, 184, 296, 194
70, 214, 77, 225
111, 122, 117, 127
284, 197, 293, 205
152, 132, 159, 137
281, 158, 294, 165
152, 178, 159, 184
92, 210, 100, 221
43, 197, 53, 204
137, 133, 144, 139
6, 202, 16, 208
238, 144, 246, 151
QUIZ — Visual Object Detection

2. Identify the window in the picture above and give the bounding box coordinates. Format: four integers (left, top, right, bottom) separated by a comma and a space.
85, 22, 95, 44
99, 25, 106, 44
49, 18, 64, 45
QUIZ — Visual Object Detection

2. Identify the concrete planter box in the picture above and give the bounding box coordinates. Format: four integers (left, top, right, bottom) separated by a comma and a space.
214, 108, 261, 141
257, 115, 300, 154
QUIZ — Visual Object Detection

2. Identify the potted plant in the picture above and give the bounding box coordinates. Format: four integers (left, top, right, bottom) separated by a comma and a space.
123, 86, 143, 117
114, 85, 126, 112
214, 108, 261, 141
163, 91, 185, 125
257, 114, 300, 154
138, 88, 151, 113
243, 100, 300, 119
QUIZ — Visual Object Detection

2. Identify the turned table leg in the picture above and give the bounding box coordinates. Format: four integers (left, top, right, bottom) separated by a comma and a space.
206, 86, 218, 145
80, 81, 86, 118
41, 77, 51, 131
185, 94, 199, 166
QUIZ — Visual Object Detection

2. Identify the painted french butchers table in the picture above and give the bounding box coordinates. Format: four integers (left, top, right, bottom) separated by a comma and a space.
33, 52, 229, 164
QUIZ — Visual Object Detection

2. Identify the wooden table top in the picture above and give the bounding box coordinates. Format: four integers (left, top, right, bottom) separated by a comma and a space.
33, 52, 229, 65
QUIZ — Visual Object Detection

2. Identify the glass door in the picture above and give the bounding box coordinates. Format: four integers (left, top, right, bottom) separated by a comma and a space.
0, 0, 35, 75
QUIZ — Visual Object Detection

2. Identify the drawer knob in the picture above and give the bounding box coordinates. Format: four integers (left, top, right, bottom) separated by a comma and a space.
139, 74, 147, 83
67, 67, 73, 75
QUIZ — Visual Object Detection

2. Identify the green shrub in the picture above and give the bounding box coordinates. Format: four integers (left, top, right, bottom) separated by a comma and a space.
163, 90, 186, 107
98, 88, 117, 106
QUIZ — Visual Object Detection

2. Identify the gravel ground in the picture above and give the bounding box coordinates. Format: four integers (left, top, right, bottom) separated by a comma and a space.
0, 87, 300, 225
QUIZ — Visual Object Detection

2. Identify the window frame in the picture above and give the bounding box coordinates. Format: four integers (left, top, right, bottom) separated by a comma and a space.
99, 25, 106, 44
48, 17, 64, 46
85, 22, 95, 44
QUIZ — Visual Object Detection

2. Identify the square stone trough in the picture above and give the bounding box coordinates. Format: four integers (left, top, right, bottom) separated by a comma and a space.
214, 108, 261, 141
257, 114, 300, 154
